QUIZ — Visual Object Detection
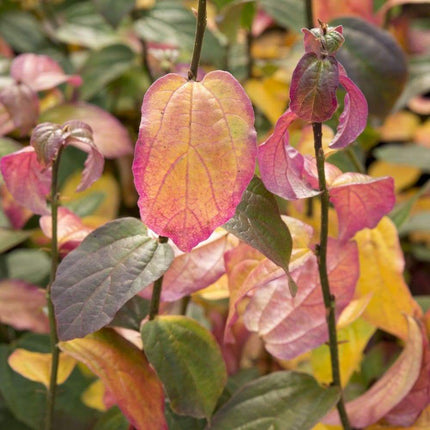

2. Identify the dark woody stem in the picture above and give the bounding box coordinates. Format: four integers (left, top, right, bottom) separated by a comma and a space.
312, 123, 352, 430
188, 0, 207, 81
44, 147, 64, 430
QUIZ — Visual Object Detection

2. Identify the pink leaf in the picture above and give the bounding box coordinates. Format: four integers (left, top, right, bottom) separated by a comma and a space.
30, 122, 65, 166
257, 109, 319, 200
40, 207, 93, 254
133, 71, 257, 252
0, 146, 51, 215
0, 83, 39, 135
0, 280, 49, 333
0, 184, 32, 229
10, 53, 82, 91
328, 173, 395, 242
141, 231, 233, 302
323, 316, 424, 428
329, 64, 368, 149
290, 53, 339, 122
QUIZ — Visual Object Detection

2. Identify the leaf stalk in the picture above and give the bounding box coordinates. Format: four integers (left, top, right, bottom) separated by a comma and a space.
188, 0, 207, 81
312, 122, 351, 430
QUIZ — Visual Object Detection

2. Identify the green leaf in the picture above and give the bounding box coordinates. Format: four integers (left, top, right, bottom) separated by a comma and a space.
0, 229, 31, 254
208, 371, 340, 430
375, 144, 430, 172
333, 17, 407, 119
134, 0, 225, 66
141, 315, 227, 419
399, 212, 430, 235
64, 191, 105, 217
259, 0, 305, 33
79, 44, 135, 100
165, 403, 206, 430
394, 54, 430, 110
110, 295, 150, 331
0, 249, 50, 286
52, 218, 174, 340
224, 177, 292, 272
93, 407, 129, 430
0, 11, 48, 52
93, 0, 135, 28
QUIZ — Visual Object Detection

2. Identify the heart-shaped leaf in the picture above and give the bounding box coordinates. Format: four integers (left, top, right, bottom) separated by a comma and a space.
133, 71, 256, 252
52, 217, 174, 340
141, 315, 227, 419
224, 177, 293, 272
208, 371, 339, 429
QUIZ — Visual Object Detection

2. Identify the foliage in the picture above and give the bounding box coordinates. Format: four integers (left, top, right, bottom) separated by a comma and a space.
0, 1, 429, 429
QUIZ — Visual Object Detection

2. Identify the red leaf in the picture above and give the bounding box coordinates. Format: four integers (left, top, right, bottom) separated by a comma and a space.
133, 71, 257, 251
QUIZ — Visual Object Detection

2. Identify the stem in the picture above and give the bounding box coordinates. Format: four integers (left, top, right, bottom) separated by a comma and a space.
148, 236, 169, 320
44, 148, 64, 430
346, 147, 365, 174
305, 0, 314, 28
188, 0, 207, 81
312, 123, 351, 430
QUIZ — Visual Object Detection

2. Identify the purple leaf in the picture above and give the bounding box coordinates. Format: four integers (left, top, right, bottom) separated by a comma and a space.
257, 109, 320, 200
302, 26, 344, 58
0, 83, 39, 136
290, 53, 339, 122
0, 147, 51, 215
30, 122, 65, 166
10, 53, 82, 91
329, 63, 368, 149
328, 173, 395, 242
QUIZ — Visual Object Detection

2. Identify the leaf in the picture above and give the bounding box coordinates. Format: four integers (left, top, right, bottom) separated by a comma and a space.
334, 17, 408, 119
323, 316, 423, 428
208, 371, 339, 430
354, 217, 422, 340
329, 63, 368, 149
328, 173, 395, 242
399, 212, 430, 235
110, 295, 150, 331
79, 44, 135, 100
141, 315, 227, 419
257, 108, 320, 200
132, 71, 256, 252
140, 230, 233, 302
60, 328, 167, 430
224, 177, 293, 272
0, 280, 49, 333
93, 0, 136, 27
259, 0, 305, 33
93, 406, 129, 430
312, 0, 376, 26
10, 53, 82, 91
0, 228, 31, 253
8, 349, 76, 388
375, 144, 430, 172
290, 53, 339, 122
40, 102, 133, 158
51, 217, 174, 340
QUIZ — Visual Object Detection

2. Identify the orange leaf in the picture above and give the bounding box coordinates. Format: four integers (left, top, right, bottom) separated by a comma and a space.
59, 328, 166, 430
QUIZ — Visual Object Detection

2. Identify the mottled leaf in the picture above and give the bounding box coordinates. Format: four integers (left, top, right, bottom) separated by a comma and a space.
323, 317, 423, 427
141, 315, 227, 418
132, 71, 256, 252
208, 371, 339, 430
329, 63, 368, 149
10, 53, 82, 91
40, 103, 133, 159
0, 147, 51, 215
328, 173, 395, 242
52, 217, 174, 340
354, 217, 422, 340
141, 230, 233, 302
8, 349, 76, 388
224, 177, 293, 272
290, 53, 339, 122
60, 328, 167, 430
0, 280, 49, 333
257, 108, 319, 200
334, 17, 407, 119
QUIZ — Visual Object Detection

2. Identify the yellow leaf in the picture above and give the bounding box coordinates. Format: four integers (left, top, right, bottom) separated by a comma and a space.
297, 124, 336, 157
337, 293, 373, 329
245, 77, 288, 124
379, 111, 420, 141
195, 273, 230, 300
311, 318, 375, 386
354, 217, 422, 340
312, 424, 341, 430
81, 379, 107, 412
61, 172, 120, 220
135, 0, 155, 8
414, 119, 430, 148
8, 349, 76, 388
369, 160, 421, 192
